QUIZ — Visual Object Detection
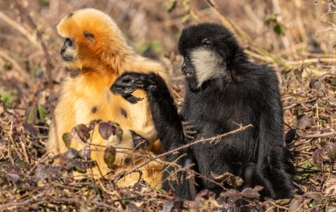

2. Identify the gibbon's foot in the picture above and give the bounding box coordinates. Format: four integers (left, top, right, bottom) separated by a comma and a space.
130, 130, 148, 149
111, 72, 156, 104
182, 121, 198, 140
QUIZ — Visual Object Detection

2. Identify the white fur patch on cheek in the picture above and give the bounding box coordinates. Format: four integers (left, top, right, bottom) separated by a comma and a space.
190, 48, 226, 87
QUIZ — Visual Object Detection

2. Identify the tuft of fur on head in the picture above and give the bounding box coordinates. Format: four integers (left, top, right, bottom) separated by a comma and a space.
178, 23, 245, 88
57, 8, 134, 72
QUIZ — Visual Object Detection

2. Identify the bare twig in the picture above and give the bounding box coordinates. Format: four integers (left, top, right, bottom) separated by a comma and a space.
114, 124, 253, 183
13, 0, 54, 93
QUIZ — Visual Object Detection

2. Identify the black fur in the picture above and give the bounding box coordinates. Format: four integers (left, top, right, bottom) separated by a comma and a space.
111, 23, 293, 200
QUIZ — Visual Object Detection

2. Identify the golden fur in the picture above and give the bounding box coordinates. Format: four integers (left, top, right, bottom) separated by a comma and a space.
47, 8, 169, 187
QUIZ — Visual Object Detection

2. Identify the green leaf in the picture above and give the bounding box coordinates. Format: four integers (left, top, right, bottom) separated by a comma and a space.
273, 24, 286, 36
104, 146, 116, 168
265, 13, 277, 24
37, 105, 47, 120
62, 132, 72, 149
26, 108, 36, 124
182, 14, 190, 23
1, 91, 14, 110
167, 0, 177, 13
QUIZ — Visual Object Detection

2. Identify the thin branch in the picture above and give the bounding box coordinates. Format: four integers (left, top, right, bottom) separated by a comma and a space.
114, 124, 253, 183
13, 0, 54, 92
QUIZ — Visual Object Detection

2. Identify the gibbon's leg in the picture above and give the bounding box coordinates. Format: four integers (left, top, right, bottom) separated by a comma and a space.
112, 71, 194, 199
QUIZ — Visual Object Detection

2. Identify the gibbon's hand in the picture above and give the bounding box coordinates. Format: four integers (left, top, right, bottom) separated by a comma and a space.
182, 121, 198, 140
111, 72, 156, 104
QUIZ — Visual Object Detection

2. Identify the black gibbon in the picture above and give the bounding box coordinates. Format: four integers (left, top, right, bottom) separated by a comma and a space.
47, 8, 170, 187
111, 23, 294, 199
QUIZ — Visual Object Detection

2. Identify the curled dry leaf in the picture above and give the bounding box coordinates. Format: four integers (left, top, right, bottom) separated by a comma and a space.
323, 142, 336, 162
7, 172, 21, 185
78, 149, 91, 160
210, 171, 233, 181
73, 161, 86, 173
226, 175, 244, 187
241, 187, 260, 199
296, 115, 313, 130
312, 148, 329, 169
162, 200, 174, 212
88, 119, 101, 130
22, 122, 38, 137
104, 146, 116, 168
253, 185, 264, 192
324, 178, 336, 195
34, 164, 48, 180
64, 148, 79, 160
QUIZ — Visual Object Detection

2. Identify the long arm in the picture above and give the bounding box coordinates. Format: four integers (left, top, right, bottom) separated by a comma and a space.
257, 69, 294, 199
111, 72, 193, 199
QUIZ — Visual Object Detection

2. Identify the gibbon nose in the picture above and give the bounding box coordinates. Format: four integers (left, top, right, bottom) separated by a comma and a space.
60, 45, 66, 56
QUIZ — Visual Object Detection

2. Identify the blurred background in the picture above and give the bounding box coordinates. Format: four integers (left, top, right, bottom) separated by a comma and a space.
0, 1, 336, 210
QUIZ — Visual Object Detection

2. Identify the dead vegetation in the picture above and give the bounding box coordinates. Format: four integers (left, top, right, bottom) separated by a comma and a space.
0, 0, 336, 211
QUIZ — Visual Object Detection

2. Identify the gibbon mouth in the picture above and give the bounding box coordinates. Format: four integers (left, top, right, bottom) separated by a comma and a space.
62, 55, 73, 61
183, 72, 192, 77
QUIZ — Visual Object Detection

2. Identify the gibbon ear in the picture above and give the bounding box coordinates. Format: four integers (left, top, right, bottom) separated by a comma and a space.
83, 31, 94, 42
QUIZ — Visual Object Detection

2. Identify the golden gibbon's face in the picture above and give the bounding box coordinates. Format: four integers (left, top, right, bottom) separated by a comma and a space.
60, 37, 76, 62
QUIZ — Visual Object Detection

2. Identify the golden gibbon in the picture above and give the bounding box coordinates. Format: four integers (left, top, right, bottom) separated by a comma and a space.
47, 8, 169, 188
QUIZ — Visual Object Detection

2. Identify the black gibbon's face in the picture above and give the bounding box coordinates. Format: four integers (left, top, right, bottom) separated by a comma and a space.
178, 23, 239, 90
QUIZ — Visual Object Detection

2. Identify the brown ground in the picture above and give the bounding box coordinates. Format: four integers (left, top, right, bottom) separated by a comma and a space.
0, 0, 335, 211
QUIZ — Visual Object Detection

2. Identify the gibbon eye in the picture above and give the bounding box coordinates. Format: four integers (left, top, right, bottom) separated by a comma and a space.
65, 38, 74, 47
202, 38, 211, 47
181, 61, 186, 73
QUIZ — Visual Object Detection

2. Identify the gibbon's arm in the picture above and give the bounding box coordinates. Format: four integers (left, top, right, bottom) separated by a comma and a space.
111, 72, 184, 151
257, 70, 294, 199
111, 71, 193, 199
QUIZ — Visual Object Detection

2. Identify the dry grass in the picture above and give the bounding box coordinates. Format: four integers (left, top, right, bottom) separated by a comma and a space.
0, 0, 336, 211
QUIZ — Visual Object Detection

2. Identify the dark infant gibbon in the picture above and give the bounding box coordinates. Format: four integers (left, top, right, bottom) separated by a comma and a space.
111, 23, 294, 200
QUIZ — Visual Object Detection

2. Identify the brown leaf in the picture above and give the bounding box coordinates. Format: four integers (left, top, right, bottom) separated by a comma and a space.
221, 189, 241, 203
22, 122, 38, 137
88, 119, 100, 131
210, 171, 232, 181
303, 191, 322, 203
241, 187, 260, 199
226, 175, 244, 187
65, 148, 79, 160
253, 185, 264, 192
288, 196, 304, 211
296, 115, 313, 130
74, 124, 90, 142
104, 146, 116, 168
7, 173, 21, 184
73, 161, 86, 173
162, 200, 174, 212
78, 149, 91, 160
324, 178, 336, 195
324, 142, 336, 161
99, 122, 114, 140
312, 148, 328, 168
